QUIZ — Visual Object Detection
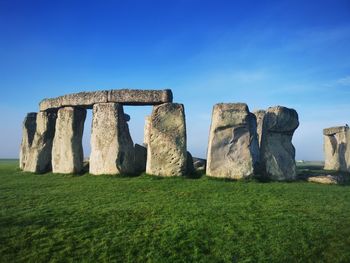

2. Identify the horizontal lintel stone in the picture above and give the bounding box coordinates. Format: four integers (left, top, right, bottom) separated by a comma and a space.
323, 126, 348, 136
39, 89, 173, 111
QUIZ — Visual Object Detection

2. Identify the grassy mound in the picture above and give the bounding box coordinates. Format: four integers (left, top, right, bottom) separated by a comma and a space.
1, 160, 350, 262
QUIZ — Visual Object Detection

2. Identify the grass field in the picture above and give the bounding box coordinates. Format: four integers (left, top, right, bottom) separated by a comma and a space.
1, 160, 350, 262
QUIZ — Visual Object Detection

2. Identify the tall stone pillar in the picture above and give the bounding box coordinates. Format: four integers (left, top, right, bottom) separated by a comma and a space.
260, 106, 299, 181
89, 103, 135, 175
146, 103, 187, 176
206, 103, 259, 179
23, 111, 57, 173
323, 126, 350, 172
19, 112, 37, 170
143, 115, 151, 147
52, 107, 86, 174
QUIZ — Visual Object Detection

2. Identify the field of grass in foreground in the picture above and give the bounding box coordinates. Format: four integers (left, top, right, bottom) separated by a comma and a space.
1, 160, 350, 262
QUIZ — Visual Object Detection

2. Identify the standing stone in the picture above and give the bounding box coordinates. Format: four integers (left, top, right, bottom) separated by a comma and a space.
206, 103, 259, 179
134, 144, 147, 174
146, 103, 187, 176
23, 111, 57, 173
253, 110, 266, 147
52, 107, 86, 174
19, 112, 37, 170
89, 103, 134, 175
186, 151, 195, 174
323, 126, 350, 172
143, 115, 151, 146
260, 106, 299, 181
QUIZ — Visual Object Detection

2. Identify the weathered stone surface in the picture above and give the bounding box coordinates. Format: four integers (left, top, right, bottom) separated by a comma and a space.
19, 113, 37, 170
307, 175, 339, 185
134, 144, 147, 174
323, 126, 348, 136
108, 89, 173, 105
260, 106, 299, 181
23, 112, 57, 173
52, 107, 86, 174
143, 115, 151, 146
89, 103, 134, 175
206, 103, 260, 179
146, 103, 187, 176
193, 157, 206, 171
324, 126, 350, 172
39, 89, 173, 111
253, 110, 266, 147
40, 91, 108, 111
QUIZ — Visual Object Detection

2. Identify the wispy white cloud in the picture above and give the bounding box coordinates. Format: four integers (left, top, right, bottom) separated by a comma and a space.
336, 76, 350, 86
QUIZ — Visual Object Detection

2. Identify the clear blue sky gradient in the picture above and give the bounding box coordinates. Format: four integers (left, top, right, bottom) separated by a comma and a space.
1, 0, 350, 160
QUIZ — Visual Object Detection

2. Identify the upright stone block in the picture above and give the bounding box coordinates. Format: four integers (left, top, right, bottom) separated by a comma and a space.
323, 126, 350, 172
23, 111, 57, 173
143, 115, 151, 146
89, 103, 134, 175
206, 103, 259, 179
253, 110, 266, 147
146, 103, 187, 176
134, 144, 147, 174
260, 106, 299, 181
52, 107, 86, 174
19, 113, 37, 170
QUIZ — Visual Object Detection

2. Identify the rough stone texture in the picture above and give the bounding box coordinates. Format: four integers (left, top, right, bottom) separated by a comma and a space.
206, 103, 260, 179
143, 115, 151, 146
19, 113, 37, 170
260, 106, 299, 181
52, 107, 86, 174
324, 126, 350, 172
40, 89, 173, 111
40, 91, 108, 111
146, 103, 187, 176
23, 112, 57, 173
193, 157, 206, 171
307, 175, 339, 185
108, 89, 173, 105
89, 103, 134, 175
253, 110, 266, 147
134, 144, 147, 174
323, 126, 348, 136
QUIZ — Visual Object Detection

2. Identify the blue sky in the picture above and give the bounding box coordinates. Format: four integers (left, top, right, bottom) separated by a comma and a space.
1, 0, 350, 160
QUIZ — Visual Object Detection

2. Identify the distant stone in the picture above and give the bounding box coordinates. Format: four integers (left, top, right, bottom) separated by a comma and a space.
186, 151, 195, 174
89, 103, 134, 175
307, 175, 339, 185
19, 112, 37, 170
324, 125, 350, 172
52, 107, 86, 174
124, 113, 131, 122
146, 103, 187, 176
39, 89, 173, 111
134, 144, 147, 174
323, 126, 348, 136
23, 111, 57, 173
260, 106, 299, 181
206, 103, 260, 179
253, 110, 266, 147
193, 157, 206, 171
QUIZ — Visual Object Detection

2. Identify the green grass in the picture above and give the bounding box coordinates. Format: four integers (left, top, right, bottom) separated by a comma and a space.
1, 160, 350, 262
